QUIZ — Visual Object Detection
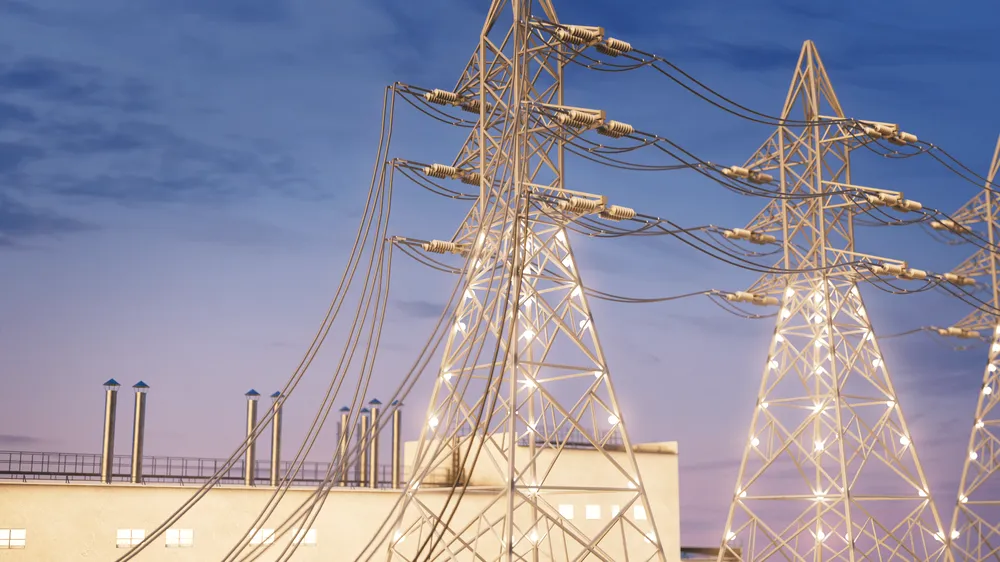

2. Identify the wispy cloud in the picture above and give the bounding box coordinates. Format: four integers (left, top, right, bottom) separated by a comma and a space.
0, 56, 156, 112
158, 0, 294, 24
0, 433, 44, 447
396, 299, 448, 320
0, 194, 94, 248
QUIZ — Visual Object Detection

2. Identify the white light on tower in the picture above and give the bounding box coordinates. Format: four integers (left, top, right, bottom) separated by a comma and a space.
899, 435, 910, 446
428, 416, 439, 429
608, 414, 620, 426
751, 437, 760, 447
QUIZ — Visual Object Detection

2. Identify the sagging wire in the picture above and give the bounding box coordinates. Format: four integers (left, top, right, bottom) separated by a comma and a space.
531, 19, 1000, 201
116, 84, 404, 561
394, 162, 478, 201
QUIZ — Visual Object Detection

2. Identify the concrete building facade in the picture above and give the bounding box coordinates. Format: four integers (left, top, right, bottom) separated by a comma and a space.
0, 440, 680, 560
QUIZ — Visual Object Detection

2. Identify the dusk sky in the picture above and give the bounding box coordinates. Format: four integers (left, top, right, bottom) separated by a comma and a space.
2, 0, 1000, 546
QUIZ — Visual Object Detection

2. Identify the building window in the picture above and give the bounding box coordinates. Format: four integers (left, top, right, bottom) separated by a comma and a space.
249, 529, 275, 545
293, 528, 317, 546
0, 529, 26, 549
585, 505, 601, 520
634, 506, 647, 520
116, 529, 145, 548
166, 528, 194, 548
558, 504, 574, 520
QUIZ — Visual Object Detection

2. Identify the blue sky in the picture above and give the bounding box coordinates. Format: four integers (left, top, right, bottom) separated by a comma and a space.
1, 0, 1000, 546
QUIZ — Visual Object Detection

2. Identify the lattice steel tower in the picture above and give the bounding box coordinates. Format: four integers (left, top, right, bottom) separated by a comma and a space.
716, 41, 949, 561
384, 1, 665, 561
935, 135, 1000, 561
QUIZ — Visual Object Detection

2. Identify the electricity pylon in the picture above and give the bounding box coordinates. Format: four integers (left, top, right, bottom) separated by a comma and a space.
716, 41, 949, 562
384, 2, 665, 561
934, 135, 1000, 561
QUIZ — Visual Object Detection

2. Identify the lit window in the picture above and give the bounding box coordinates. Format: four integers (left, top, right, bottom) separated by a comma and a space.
0, 529, 26, 549
166, 528, 194, 548
558, 504, 574, 520
634, 506, 647, 520
293, 528, 317, 546
249, 529, 275, 545
116, 529, 145, 548
585, 505, 601, 520
610, 505, 620, 517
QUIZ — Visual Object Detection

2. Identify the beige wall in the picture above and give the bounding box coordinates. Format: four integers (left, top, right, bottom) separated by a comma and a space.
0, 441, 679, 560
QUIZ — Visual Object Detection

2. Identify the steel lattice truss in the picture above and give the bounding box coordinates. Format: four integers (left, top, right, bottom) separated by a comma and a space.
940, 136, 1000, 562
384, 1, 664, 560
716, 42, 950, 562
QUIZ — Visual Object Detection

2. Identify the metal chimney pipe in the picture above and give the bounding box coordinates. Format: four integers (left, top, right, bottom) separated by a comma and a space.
337, 407, 350, 486
269, 391, 282, 487
391, 400, 403, 488
100, 379, 121, 484
368, 399, 382, 488
358, 408, 370, 486
244, 389, 260, 487
129, 381, 149, 484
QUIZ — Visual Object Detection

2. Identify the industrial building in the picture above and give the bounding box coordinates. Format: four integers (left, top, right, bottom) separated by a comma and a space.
0, 382, 681, 560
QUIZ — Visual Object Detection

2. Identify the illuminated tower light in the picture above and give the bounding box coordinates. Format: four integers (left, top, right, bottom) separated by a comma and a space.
814, 440, 825, 452
781, 308, 791, 318
607, 414, 620, 425
768, 359, 779, 369
900, 435, 911, 447
428, 416, 439, 429
886, 399, 895, 408
970, 451, 979, 461
785, 287, 794, 298
751, 437, 760, 447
